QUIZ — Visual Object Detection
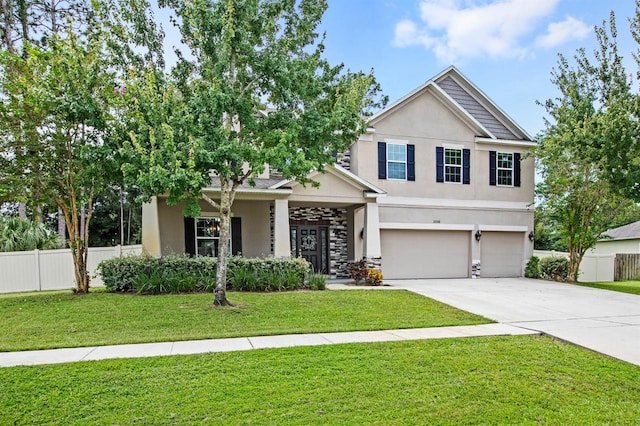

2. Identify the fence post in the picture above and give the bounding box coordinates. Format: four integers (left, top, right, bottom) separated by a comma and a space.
115, 244, 122, 257
34, 249, 41, 291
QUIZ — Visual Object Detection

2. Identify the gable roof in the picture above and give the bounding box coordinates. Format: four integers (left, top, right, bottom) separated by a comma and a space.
270, 164, 386, 196
601, 220, 640, 240
367, 66, 533, 142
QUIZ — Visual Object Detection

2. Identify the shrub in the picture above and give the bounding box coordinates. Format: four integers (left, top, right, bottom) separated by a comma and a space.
228, 256, 310, 292
365, 269, 384, 286
524, 256, 541, 278
97, 255, 158, 292
305, 272, 326, 290
539, 256, 569, 281
350, 259, 383, 286
349, 259, 368, 284
99, 254, 312, 294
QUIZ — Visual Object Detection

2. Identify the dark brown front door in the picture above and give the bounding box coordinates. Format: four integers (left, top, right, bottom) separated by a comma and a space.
291, 225, 329, 273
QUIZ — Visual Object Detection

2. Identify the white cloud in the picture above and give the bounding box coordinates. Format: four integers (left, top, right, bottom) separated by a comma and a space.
393, 0, 583, 63
535, 16, 591, 48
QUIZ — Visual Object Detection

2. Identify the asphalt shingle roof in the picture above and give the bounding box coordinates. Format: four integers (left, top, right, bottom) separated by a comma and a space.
602, 220, 640, 240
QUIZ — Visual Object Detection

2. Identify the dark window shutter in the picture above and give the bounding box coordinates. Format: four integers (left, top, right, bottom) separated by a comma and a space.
462, 149, 470, 185
436, 146, 444, 182
378, 142, 386, 179
231, 217, 242, 255
489, 151, 497, 186
514, 153, 521, 187
184, 217, 196, 257
407, 144, 415, 181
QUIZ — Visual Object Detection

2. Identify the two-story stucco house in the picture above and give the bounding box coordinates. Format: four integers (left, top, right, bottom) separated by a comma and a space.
141, 66, 536, 279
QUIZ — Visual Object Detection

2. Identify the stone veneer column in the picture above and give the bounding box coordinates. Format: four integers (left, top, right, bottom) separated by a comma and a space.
363, 202, 382, 261
273, 199, 291, 257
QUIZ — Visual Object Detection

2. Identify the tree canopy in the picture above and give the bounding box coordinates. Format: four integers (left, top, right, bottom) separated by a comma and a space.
119, 0, 385, 305
537, 9, 640, 281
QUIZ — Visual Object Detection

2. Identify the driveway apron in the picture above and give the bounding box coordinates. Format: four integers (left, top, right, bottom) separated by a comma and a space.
388, 278, 640, 366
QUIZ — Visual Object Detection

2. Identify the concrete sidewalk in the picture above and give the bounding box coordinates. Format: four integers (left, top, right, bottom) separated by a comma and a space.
0, 323, 538, 368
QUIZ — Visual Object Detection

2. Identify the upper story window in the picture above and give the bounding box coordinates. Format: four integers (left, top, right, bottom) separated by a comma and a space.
444, 148, 462, 183
497, 152, 513, 186
387, 143, 407, 180
489, 151, 521, 187
377, 141, 415, 181
436, 146, 470, 184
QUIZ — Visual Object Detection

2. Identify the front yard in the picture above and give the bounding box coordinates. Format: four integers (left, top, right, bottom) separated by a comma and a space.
2, 335, 639, 424
573, 280, 640, 295
1, 288, 639, 424
0, 289, 488, 351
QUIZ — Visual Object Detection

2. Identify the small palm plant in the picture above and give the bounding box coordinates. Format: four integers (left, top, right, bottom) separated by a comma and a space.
0, 217, 61, 252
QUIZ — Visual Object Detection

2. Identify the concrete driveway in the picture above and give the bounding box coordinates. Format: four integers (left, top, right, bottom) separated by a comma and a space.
387, 278, 640, 366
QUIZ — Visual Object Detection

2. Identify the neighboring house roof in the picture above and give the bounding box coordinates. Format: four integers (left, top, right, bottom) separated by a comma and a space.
367, 66, 533, 142
601, 220, 640, 241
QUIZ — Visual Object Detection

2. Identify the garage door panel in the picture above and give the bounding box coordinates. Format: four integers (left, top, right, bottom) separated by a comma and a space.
381, 230, 470, 279
481, 232, 523, 278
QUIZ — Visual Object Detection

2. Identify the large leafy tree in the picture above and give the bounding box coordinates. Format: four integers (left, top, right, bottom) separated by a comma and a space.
537, 11, 640, 281
120, 0, 384, 305
0, 30, 118, 292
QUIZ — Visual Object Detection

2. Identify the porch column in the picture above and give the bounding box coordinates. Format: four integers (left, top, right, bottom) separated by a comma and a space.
141, 196, 161, 257
363, 202, 381, 259
273, 199, 291, 258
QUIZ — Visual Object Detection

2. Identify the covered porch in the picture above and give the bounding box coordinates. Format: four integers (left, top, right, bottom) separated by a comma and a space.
141, 166, 386, 278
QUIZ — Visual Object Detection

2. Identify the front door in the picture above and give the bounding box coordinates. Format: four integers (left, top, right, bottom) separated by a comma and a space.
291, 225, 329, 273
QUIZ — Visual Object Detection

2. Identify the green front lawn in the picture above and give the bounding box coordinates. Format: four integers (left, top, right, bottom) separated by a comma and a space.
575, 280, 640, 295
2, 335, 639, 425
0, 289, 489, 352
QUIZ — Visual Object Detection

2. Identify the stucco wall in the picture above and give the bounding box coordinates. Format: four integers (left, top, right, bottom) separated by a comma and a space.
349, 87, 534, 204
590, 239, 640, 255
154, 198, 272, 257
378, 204, 532, 228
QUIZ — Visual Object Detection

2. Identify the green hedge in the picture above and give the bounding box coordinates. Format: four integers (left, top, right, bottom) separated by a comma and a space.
98, 255, 319, 294
539, 256, 569, 282
524, 256, 541, 278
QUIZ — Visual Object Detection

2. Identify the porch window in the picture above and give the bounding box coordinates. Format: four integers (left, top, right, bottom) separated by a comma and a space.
184, 217, 242, 257
196, 217, 223, 257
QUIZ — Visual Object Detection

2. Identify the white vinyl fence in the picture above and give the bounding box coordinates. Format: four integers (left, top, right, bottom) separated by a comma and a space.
0, 245, 142, 294
534, 250, 615, 282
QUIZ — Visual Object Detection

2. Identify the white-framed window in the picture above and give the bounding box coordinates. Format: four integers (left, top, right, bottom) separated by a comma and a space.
444, 147, 462, 183
497, 152, 513, 186
387, 143, 407, 180
195, 217, 223, 257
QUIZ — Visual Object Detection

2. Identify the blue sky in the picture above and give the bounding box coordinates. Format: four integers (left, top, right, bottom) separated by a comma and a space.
314, 0, 638, 138
157, 0, 638, 138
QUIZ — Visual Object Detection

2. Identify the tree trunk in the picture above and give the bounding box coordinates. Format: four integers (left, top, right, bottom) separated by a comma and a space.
17, 202, 26, 219
213, 182, 233, 306
1, 0, 14, 52
57, 209, 65, 247
71, 240, 90, 293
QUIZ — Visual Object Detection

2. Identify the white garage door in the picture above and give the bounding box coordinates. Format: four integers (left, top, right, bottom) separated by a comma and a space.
381, 230, 470, 279
480, 231, 524, 277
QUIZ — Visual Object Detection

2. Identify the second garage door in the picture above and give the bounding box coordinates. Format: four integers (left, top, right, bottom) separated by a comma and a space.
381, 230, 470, 279
480, 231, 524, 277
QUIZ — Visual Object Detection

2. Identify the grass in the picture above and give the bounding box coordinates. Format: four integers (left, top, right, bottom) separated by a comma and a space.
574, 280, 640, 295
1, 335, 639, 425
0, 289, 489, 352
